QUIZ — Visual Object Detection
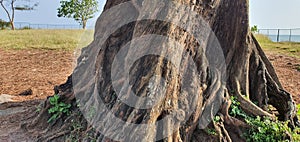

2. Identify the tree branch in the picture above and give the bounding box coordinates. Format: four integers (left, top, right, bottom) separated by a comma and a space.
0, 0, 12, 22
11, 0, 15, 22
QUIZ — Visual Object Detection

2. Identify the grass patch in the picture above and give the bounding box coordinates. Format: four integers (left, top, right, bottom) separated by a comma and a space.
0, 29, 94, 50
254, 34, 300, 58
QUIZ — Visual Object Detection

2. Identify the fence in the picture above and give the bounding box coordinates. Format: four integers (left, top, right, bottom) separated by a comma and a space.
14, 22, 95, 30
9, 23, 300, 43
258, 28, 300, 42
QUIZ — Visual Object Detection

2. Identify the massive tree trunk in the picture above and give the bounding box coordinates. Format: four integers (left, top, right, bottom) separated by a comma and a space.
23, 0, 299, 141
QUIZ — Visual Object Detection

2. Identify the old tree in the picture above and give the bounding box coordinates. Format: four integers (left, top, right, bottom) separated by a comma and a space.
23, 0, 299, 141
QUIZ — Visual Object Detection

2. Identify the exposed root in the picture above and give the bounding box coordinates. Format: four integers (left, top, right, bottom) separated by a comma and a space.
39, 128, 70, 141
234, 79, 275, 119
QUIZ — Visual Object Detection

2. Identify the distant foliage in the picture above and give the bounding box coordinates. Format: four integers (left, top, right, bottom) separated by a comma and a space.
0, 19, 10, 30
57, 0, 98, 29
19, 26, 32, 30
251, 25, 258, 33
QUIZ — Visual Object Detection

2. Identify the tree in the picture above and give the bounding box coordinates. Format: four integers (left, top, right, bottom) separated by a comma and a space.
0, 19, 10, 29
251, 25, 258, 33
22, 0, 299, 141
0, 0, 38, 30
57, 0, 98, 29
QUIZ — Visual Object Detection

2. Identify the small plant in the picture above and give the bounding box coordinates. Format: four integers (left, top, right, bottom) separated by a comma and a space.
67, 119, 83, 142
35, 103, 42, 112
228, 96, 300, 141
244, 116, 292, 142
214, 115, 221, 123
47, 94, 71, 123
205, 128, 217, 136
229, 96, 248, 119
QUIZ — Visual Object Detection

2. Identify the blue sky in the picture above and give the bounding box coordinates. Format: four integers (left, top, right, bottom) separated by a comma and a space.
0, 0, 299, 29
0, 0, 106, 26
250, 0, 300, 29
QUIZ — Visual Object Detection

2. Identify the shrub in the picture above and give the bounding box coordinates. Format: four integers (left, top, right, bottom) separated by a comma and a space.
19, 26, 32, 30
0, 19, 10, 30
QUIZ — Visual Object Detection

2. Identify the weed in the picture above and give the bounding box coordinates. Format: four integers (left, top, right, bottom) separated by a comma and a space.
205, 128, 217, 136
47, 94, 71, 123
229, 96, 248, 119
35, 103, 42, 112
214, 115, 221, 123
229, 96, 300, 141
67, 119, 84, 141
244, 116, 293, 142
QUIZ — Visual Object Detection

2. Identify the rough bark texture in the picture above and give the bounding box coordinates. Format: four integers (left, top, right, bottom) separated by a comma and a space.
23, 0, 299, 141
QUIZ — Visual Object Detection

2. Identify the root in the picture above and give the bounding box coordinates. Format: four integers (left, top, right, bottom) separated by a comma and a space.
39, 128, 70, 141
234, 79, 275, 119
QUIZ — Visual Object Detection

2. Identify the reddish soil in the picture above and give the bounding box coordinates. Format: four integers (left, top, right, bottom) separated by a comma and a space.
266, 52, 300, 103
0, 49, 298, 104
0, 49, 298, 141
0, 49, 74, 102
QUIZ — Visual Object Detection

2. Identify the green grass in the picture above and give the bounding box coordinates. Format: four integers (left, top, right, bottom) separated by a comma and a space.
0, 29, 94, 50
255, 34, 300, 58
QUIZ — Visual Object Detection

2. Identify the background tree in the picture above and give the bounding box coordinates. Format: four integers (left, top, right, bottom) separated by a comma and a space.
251, 25, 259, 33
0, 0, 38, 30
0, 19, 10, 29
57, 0, 98, 29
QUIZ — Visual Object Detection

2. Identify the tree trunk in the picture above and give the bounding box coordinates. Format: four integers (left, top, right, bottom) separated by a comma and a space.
23, 0, 299, 141
10, 0, 15, 30
10, 20, 15, 30
82, 20, 87, 29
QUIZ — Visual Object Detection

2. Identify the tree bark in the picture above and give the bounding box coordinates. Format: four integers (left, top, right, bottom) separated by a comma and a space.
10, 20, 15, 30
82, 19, 87, 29
23, 0, 299, 141
10, 0, 15, 30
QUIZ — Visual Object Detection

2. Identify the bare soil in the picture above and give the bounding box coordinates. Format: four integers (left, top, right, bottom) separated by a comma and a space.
0, 49, 298, 104
266, 52, 300, 103
0, 49, 299, 141
0, 49, 74, 102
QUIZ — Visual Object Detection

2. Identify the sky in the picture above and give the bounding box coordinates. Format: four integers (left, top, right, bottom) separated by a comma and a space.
0, 0, 106, 26
249, 0, 300, 29
0, 0, 300, 29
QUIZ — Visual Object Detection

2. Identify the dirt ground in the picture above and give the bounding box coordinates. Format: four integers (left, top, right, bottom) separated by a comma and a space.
0, 49, 299, 141
266, 52, 300, 103
0, 49, 299, 104
0, 49, 74, 102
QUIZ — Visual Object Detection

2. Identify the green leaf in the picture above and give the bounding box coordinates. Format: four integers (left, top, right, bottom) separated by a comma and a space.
57, 0, 98, 29
47, 113, 59, 123
59, 102, 67, 107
